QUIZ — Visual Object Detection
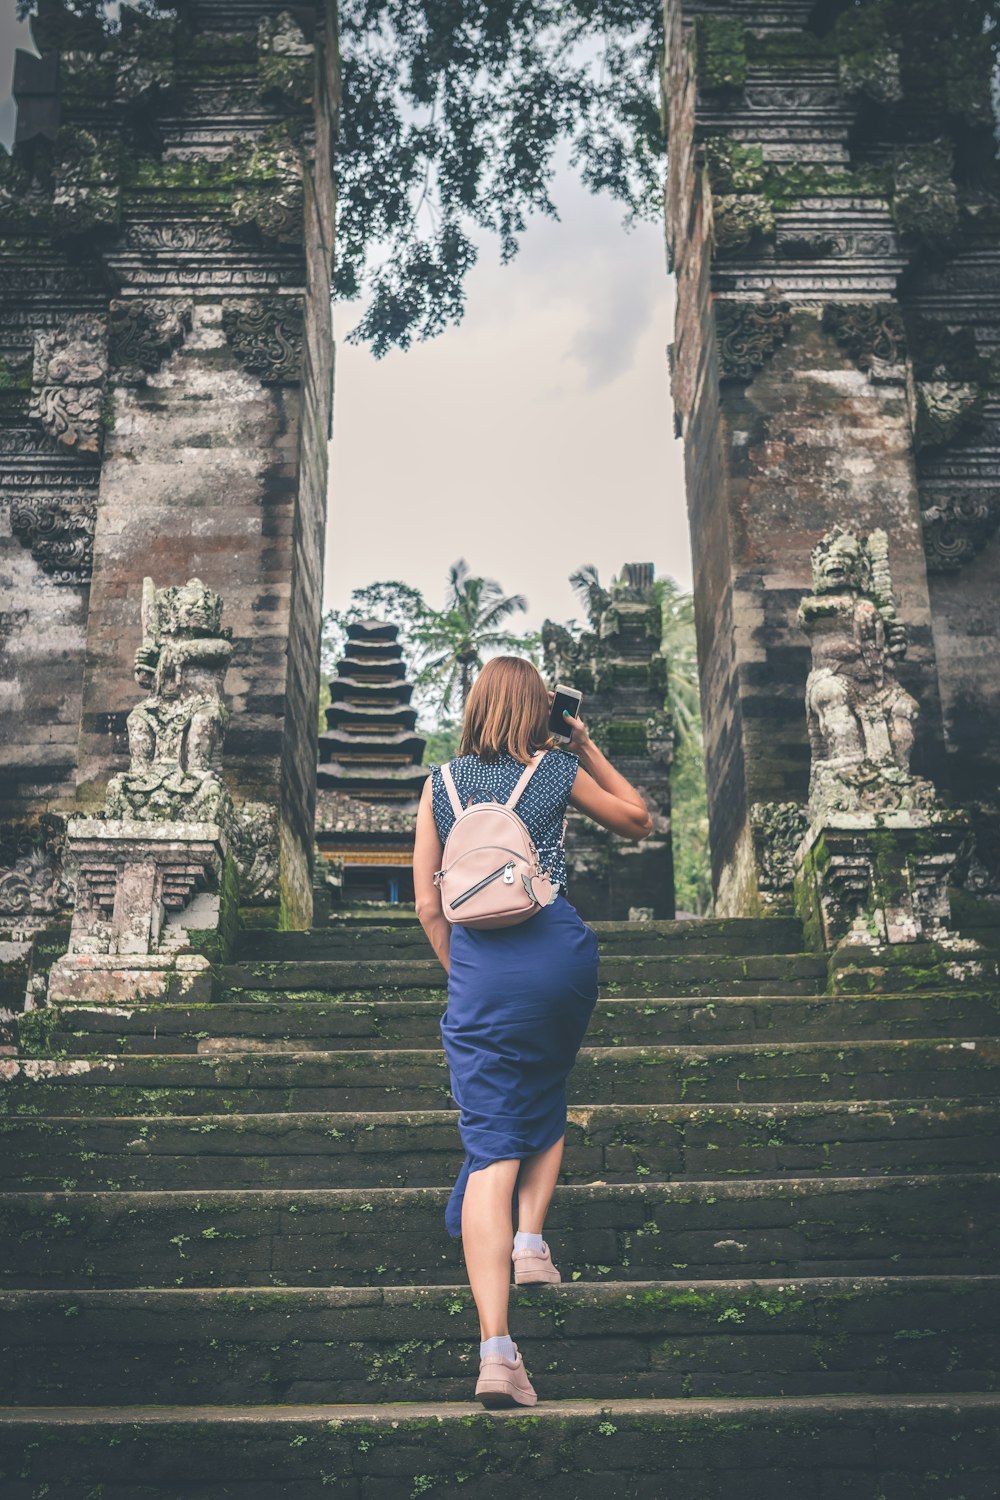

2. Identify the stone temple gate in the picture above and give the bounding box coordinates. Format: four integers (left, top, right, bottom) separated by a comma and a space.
1, 3, 1000, 1492
0, 1, 997, 942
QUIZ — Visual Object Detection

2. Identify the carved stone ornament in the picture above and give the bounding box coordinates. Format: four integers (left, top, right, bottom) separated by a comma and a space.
914, 382, 983, 451
750, 800, 809, 904
231, 800, 279, 904
104, 577, 235, 825
712, 194, 776, 254
48, 577, 239, 1004
108, 299, 191, 384
257, 10, 314, 104
221, 296, 304, 383
798, 525, 935, 820
51, 126, 121, 236
796, 818, 969, 950
113, 11, 177, 104
955, 801, 1000, 899
10, 494, 97, 584
47, 821, 225, 1004
891, 141, 959, 248
822, 302, 906, 373
922, 496, 999, 573
0, 815, 74, 933
230, 126, 305, 245
715, 298, 792, 382
29, 315, 108, 457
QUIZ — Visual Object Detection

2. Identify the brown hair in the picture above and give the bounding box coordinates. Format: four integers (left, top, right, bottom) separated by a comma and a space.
459, 656, 555, 765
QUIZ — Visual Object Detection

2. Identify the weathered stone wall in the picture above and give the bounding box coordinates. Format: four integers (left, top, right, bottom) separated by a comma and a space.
664, 0, 1000, 912
0, 0, 340, 929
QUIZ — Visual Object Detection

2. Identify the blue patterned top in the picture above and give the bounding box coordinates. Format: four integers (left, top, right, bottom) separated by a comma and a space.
430, 748, 580, 892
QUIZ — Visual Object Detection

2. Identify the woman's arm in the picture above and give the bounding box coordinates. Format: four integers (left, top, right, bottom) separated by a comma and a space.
413, 774, 451, 972
561, 708, 654, 840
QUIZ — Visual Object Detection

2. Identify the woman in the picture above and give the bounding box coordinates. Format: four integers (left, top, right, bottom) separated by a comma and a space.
413, 655, 653, 1408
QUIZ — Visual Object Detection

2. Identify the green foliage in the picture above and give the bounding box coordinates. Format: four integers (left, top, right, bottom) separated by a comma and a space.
671, 735, 711, 918
694, 17, 747, 91
414, 558, 538, 714
321, 580, 428, 680
335, 1, 665, 354
652, 578, 710, 915
318, 566, 537, 745
421, 720, 461, 765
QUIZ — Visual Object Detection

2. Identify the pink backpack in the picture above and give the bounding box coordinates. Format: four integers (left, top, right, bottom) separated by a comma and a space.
433, 751, 564, 929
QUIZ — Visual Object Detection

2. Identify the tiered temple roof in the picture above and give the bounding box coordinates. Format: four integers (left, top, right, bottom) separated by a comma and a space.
315, 620, 430, 902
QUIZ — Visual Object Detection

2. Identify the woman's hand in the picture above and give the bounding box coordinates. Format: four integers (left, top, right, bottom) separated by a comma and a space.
560, 709, 592, 754
547, 691, 592, 754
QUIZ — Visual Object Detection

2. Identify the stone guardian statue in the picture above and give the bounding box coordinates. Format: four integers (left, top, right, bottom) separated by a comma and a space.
798, 525, 932, 819
105, 577, 234, 825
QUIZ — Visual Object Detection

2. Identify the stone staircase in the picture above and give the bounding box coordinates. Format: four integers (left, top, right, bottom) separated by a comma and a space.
1, 916, 998, 1496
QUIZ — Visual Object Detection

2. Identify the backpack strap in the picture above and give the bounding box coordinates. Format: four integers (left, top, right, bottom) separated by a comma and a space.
439, 761, 464, 821
505, 750, 546, 810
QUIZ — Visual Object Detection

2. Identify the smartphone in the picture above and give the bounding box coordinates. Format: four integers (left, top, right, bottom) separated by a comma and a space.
549, 683, 583, 741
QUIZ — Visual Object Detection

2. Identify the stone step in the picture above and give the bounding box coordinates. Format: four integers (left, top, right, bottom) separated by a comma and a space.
2, 1277, 995, 1406
32, 991, 1000, 1055
3, 1100, 995, 1192
2, 1394, 998, 1500
2, 1176, 995, 1289
235, 917, 809, 961
2, 1039, 996, 1115
221, 953, 828, 1000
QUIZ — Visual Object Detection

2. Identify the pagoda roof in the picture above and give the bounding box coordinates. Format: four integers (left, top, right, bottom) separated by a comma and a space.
328, 676, 415, 704
325, 702, 418, 730
318, 727, 426, 765
347, 619, 399, 642
334, 657, 407, 681
317, 763, 431, 793
340, 639, 401, 657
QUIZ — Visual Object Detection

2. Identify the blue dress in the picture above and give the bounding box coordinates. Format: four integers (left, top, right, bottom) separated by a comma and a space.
430, 748, 600, 1238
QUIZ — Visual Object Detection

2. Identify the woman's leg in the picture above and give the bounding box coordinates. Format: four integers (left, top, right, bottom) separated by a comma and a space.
516, 1135, 565, 1234
462, 1157, 521, 1339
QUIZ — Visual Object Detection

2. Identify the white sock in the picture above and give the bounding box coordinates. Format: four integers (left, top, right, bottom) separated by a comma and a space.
514, 1231, 545, 1252
480, 1334, 517, 1361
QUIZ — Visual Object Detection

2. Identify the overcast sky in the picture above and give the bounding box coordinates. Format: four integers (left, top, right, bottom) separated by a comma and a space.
1, 3, 691, 633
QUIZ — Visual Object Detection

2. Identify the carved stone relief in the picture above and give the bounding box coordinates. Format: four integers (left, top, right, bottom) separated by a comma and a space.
221, 296, 304, 382
257, 11, 314, 104
715, 298, 792, 382
10, 494, 96, 584
29, 315, 108, 457
0, 816, 74, 932
231, 127, 305, 245
750, 800, 808, 907
798, 526, 934, 820
51, 126, 121, 236
104, 577, 235, 825
822, 302, 906, 373
107, 299, 191, 384
921, 496, 998, 573
231, 801, 280, 903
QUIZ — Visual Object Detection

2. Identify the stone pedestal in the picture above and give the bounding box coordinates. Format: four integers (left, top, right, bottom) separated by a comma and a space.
794, 813, 968, 952
48, 820, 227, 1003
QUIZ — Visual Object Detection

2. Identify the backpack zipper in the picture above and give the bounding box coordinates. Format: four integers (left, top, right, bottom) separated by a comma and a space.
449, 861, 517, 910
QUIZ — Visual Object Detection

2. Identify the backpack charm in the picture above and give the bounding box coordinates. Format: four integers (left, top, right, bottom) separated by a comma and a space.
434, 751, 563, 930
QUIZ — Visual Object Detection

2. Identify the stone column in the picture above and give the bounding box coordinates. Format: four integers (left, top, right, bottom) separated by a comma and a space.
663, 0, 1000, 914
2, 0, 340, 928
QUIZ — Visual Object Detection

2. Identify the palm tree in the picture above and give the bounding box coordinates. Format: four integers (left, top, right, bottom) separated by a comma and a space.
415, 559, 532, 713
654, 575, 703, 750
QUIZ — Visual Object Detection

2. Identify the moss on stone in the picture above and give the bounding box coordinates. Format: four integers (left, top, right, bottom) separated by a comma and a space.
695, 17, 747, 91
